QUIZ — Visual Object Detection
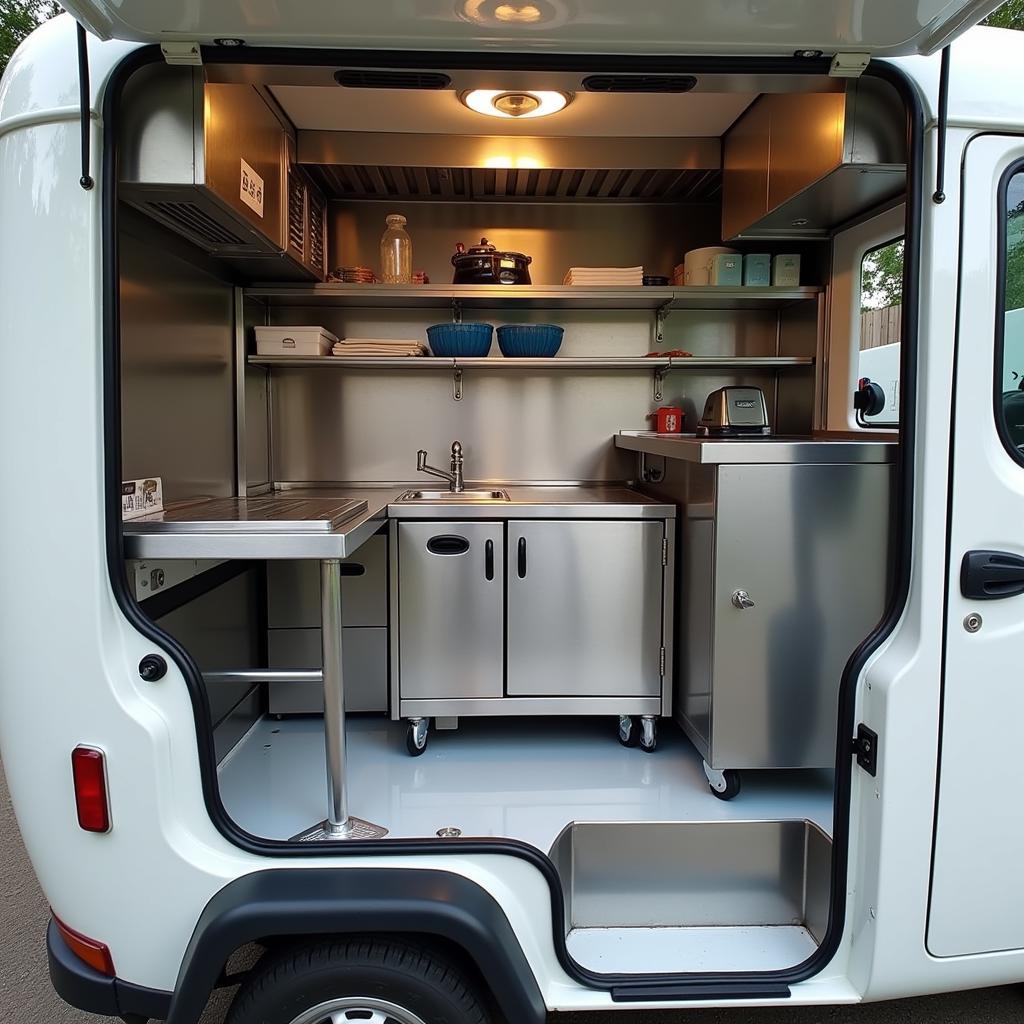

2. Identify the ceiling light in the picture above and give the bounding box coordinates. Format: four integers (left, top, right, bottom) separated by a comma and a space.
461, 89, 571, 119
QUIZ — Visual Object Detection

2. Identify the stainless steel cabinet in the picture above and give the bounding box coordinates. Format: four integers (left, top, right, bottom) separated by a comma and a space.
396, 521, 504, 700
506, 521, 663, 698
268, 627, 388, 714
678, 462, 891, 771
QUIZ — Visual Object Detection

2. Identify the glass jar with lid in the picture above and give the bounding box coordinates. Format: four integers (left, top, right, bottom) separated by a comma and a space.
380, 214, 413, 284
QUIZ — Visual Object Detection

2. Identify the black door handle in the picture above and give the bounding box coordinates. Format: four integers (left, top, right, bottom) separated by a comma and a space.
517, 536, 527, 579
961, 550, 1024, 600
427, 535, 470, 556
485, 539, 494, 581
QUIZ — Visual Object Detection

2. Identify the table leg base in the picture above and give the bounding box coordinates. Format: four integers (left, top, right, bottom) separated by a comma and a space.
291, 817, 389, 842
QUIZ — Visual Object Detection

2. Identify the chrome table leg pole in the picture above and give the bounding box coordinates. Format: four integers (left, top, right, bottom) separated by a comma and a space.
292, 559, 387, 842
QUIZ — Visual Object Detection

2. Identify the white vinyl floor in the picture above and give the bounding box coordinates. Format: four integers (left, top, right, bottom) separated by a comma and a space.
218, 714, 833, 851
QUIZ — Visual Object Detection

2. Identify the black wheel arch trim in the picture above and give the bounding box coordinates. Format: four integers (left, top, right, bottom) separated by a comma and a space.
100, 45, 922, 999
167, 868, 546, 1024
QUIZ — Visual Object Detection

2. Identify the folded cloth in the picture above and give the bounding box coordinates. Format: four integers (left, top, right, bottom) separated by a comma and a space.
332, 339, 427, 357
563, 266, 644, 286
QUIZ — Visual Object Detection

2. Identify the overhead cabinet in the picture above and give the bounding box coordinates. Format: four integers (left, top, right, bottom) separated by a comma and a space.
722, 80, 906, 239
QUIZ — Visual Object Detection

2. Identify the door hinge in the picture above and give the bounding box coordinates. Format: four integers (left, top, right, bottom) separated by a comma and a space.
829, 52, 870, 77
659, 646, 666, 677
161, 41, 203, 65
662, 537, 668, 567
852, 724, 878, 776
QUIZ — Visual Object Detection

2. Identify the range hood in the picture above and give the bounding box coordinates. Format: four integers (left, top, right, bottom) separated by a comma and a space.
297, 132, 723, 203
120, 66, 326, 278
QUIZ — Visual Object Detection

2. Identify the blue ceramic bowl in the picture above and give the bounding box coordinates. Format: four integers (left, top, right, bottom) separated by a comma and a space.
426, 322, 494, 357
496, 324, 564, 358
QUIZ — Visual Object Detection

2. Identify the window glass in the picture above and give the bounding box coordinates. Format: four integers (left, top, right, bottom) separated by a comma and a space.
857, 238, 904, 426
998, 170, 1024, 455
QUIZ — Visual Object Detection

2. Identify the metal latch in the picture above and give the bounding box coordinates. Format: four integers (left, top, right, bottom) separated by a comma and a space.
852, 724, 878, 776
829, 52, 870, 77
162, 41, 203, 65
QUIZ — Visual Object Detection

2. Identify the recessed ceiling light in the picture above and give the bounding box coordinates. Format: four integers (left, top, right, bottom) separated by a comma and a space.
461, 89, 571, 119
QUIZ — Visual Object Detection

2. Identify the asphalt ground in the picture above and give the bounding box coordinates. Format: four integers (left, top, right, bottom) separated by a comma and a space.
3, 760, 1022, 1024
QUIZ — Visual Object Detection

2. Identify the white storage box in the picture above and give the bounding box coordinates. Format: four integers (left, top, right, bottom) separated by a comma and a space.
255, 326, 338, 356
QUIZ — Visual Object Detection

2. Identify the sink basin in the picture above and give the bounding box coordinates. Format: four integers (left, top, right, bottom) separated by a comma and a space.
400, 489, 509, 502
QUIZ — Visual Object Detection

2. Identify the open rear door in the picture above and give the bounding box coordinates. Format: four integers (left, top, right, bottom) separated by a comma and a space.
61, 0, 1000, 56
929, 135, 1024, 957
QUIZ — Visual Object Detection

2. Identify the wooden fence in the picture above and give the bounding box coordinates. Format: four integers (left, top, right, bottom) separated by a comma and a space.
860, 304, 902, 349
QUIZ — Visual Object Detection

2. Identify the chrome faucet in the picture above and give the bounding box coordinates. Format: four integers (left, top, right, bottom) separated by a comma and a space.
416, 441, 465, 493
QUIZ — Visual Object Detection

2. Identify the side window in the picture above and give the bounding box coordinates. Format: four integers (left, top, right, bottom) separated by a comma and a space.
997, 167, 1024, 457
857, 237, 904, 427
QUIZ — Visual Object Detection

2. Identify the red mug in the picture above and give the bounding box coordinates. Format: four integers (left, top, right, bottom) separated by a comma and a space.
652, 406, 684, 434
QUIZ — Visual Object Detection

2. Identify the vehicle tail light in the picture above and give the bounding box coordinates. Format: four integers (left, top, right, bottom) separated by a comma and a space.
52, 913, 115, 976
71, 746, 110, 833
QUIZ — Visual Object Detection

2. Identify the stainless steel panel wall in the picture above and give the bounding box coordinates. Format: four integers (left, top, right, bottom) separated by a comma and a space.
120, 226, 236, 500
506, 521, 663, 698
268, 303, 787, 484
244, 295, 271, 491
154, 569, 262, 760
328, 201, 721, 286
550, 819, 831, 932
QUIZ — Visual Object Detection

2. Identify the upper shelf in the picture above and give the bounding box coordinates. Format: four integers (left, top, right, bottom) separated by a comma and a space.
244, 284, 823, 311
248, 355, 815, 371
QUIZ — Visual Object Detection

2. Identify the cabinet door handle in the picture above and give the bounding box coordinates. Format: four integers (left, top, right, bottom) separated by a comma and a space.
485, 539, 494, 581
517, 537, 527, 579
339, 563, 366, 577
427, 535, 470, 556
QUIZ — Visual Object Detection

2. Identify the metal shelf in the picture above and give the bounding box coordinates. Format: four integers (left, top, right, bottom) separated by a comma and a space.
245, 283, 823, 311
248, 355, 814, 370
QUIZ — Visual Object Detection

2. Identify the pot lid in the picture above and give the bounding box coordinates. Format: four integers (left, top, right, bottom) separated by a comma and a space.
454, 238, 531, 261
64, 0, 997, 58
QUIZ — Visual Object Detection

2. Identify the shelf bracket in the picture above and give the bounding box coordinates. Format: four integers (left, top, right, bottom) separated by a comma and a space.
451, 298, 463, 324
654, 299, 676, 345
653, 366, 668, 403
452, 365, 464, 402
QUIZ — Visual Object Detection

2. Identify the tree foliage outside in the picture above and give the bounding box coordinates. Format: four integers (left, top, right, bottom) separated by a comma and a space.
0, 0, 61, 78
1007, 197, 1024, 312
984, 0, 1024, 30
861, 239, 905, 311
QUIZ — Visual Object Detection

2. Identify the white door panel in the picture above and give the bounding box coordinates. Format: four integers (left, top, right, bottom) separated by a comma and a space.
929, 134, 1024, 958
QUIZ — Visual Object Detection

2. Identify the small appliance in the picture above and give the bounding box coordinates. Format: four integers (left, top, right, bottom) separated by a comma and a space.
696, 386, 771, 437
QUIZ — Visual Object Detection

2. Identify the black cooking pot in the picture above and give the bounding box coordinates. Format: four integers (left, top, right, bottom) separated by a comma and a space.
451, 238, 532, 285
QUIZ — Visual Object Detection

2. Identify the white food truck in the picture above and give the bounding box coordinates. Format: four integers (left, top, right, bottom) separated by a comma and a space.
2, 3, 1024, 1023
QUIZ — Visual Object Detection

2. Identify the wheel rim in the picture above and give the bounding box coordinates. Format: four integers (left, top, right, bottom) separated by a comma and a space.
288, 996, 428, 1024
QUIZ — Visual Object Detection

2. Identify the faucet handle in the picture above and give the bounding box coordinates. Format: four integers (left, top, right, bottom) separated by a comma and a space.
451, 440, 463, 458
416, 449, 428, 470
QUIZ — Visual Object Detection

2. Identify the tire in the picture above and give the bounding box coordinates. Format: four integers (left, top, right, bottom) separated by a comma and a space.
617, 715, 639, 748
226, 938, 492, 1024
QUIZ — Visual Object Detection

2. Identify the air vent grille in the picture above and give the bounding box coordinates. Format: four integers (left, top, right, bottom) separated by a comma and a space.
307, 186, 326, 273
146, 201, 246, 247
582, 74, 698, 93
306, 164, 720, 204
334, 69, 453, 90
287, 170, 306, 256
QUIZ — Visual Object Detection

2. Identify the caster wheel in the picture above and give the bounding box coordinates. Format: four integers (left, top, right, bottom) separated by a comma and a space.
225, 936, 493, 1024
617, 715, 639, 748
406, 719, 429, 757
639, 716, 658, 753
704, 762, 741, 801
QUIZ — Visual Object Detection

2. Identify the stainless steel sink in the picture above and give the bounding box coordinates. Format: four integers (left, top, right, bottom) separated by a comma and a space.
399, 488, 510, 502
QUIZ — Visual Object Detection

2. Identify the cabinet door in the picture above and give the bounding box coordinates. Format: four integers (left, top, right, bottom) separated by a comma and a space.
721, 97, 770, 240
506, 521, 663, 697
397, 521, 504, 700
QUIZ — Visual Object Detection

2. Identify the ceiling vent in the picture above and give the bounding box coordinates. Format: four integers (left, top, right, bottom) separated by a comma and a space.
334, 70, 453, 90
582, 74, 698, 93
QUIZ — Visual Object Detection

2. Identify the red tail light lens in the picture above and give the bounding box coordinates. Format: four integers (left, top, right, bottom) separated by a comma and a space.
71, 746, 110, 833
52, 913, 115, 976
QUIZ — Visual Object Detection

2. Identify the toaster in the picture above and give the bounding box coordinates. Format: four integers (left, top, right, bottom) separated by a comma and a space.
696, 386, 771, 437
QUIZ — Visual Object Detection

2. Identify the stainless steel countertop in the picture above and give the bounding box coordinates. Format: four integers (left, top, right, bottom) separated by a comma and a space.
122, 485, 674, 560
387, 485, 675, 520
616, 431, 897, 465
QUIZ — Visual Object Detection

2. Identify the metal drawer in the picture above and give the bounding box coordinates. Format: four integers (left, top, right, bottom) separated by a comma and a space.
267, 533, 387, 628
267, 626, 387, 713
